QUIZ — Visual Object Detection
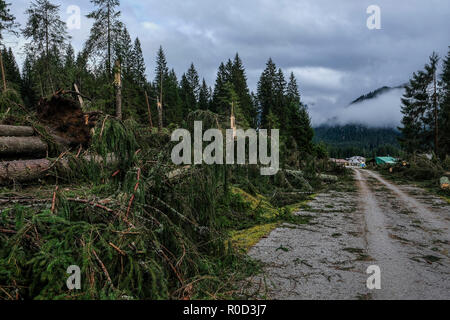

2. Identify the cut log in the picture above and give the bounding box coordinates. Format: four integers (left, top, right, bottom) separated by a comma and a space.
0, 125, 34, 137
0, 136, 47, 157
0, 158, 52, 184
0, 154, 117, 185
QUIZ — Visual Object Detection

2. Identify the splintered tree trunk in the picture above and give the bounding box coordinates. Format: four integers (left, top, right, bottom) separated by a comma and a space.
157, 98, 163, 133
74, 83, 84, 110
0, 137, 47, 157
0, 50, 6, 92
0, 159, 52, 184
114, 60, 122, 120
0, 125, 35, 137
145, 90, 153, 129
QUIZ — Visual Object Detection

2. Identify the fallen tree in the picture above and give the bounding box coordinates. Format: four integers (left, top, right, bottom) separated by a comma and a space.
0, 136, 47, 157
0, 125, 34, 137
0, 158, 52, 184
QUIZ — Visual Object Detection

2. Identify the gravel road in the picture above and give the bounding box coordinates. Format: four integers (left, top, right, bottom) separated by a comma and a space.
247, 169, 450, 300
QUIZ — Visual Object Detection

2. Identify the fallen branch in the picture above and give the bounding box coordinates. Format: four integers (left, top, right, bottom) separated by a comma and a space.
92, 249, 114, 289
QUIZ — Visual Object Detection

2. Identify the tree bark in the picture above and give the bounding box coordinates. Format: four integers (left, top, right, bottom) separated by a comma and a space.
0, 158, 52, 184
0, 125, 35, 137
0, 137, 47, 157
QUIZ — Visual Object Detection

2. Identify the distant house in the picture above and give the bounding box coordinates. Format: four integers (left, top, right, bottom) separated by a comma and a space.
347, 156, 366, 166
375, 156, 397, 165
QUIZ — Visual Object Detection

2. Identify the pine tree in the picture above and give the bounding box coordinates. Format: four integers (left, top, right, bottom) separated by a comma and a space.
231, 53, 256, 127
179, 63, 200, 116
22, 0, 70, 94
131, 38, 147, 87
62, 44, 76, 89
257, 58, 277, 128
399, 53, 440, 154
85, 0, 122, 78
198, 78, 210, 110
440, 47, 450, 156
179, 73, 196, 117
274, 68, 287, 124
0, 0, 18, 92
2, 47, 21, 90
186, 63, 200, 101
164, 69, 182, 125
212, 62, 232, 114
21, 53, 37, 107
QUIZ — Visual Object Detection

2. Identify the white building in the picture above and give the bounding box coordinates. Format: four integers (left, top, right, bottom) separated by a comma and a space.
347, 156, 366, 166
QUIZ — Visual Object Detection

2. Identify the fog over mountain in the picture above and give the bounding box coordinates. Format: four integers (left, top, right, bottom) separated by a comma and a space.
311, 86, 405, 128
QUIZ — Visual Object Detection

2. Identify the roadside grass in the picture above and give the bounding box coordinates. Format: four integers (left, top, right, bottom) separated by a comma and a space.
227, 187, 316, 252
375, 167, 450, 206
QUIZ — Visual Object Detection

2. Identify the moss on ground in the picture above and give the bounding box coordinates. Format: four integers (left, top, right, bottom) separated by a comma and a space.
228, 188, 317, 252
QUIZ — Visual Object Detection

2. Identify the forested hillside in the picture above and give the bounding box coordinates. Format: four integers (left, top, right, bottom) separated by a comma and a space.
314, 124, 401, 158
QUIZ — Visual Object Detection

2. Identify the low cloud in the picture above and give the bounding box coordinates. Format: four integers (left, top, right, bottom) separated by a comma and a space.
319, 88, 405, 128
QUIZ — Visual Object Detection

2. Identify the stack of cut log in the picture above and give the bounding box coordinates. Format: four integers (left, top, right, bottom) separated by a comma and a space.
0, 125, 52, 185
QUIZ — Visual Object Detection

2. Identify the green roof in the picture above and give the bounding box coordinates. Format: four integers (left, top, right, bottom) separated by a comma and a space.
375, 157, 397, 165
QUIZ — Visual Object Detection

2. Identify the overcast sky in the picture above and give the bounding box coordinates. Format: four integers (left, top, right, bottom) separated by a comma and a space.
5, 0, 450, 127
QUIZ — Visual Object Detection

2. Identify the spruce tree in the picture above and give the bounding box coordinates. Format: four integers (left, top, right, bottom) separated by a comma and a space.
0, 0, 18, 92
2, 47, 21, 90
212, 62, 232, 114
85, 0, 122, 78
440, 47, 450, 156
131, 38, 147, 87
231, 53, 255, 127
399, 53, 440, 153
198, 78, 210, 110
22, 0, 70, 94
257, 58, 277, 128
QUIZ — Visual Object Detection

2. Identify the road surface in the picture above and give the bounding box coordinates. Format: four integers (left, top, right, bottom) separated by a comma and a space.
246, 168, 450, 300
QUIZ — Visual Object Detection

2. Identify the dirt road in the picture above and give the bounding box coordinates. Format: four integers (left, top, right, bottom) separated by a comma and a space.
247, 169, 450, 300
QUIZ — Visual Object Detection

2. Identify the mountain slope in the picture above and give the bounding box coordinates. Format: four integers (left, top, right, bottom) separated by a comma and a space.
314, 85, 405, 158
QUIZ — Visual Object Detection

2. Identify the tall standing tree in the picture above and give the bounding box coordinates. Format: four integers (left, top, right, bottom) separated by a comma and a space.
179, 63, 200, 116
198, 78, 210, 110
399, 53, 440, 154
131, 38, 147, 87
0, 0, 18, 92
286, 72, 314, 155
440, 47, 450, 156
257, 58, 277, 128
22, 0, 70, 94
212, 62, 232, 114
231, 53, 255, 127
85, 0, 122, 78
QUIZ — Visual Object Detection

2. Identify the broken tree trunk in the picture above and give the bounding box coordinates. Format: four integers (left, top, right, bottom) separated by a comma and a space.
0, 125, 35, 137
0, 137, 47, 157
73, 83, 84, 110
114, 60, 122, 120
145, 90, 153, 129
0, 50, 6, 92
